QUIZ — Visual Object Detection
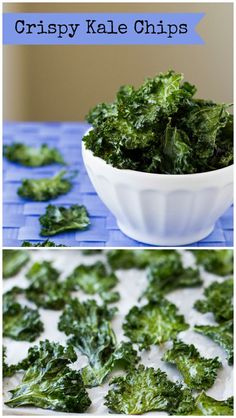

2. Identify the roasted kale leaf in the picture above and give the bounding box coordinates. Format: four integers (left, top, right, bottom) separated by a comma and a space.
26, 260, 60, 282
163, 339, 221, 390
17, 170, 77, 201
58, 299, 139, 386
66, 261, 119, 302
194, 320, 233, 365
107, 249, 178, 270
22, 240, 67, 247
5, 340, 91, 413
25, 261, 70, 310
176, 392, 234, 416
105, 364, 194, 415
194, 278, 233, 322
39, 204, 90, 236
3, 250, 30, 278
84, 70, 233, 174
144, 254, 202, 298
4, 143, 64, 166
3, 288, 44, 341
191, 250, 233, 276
123, 298, 189, 349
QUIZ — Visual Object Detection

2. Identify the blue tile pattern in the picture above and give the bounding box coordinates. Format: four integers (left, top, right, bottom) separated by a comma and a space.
3, 122, 233, 247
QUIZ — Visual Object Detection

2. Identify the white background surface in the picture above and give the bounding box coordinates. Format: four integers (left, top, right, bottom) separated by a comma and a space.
3, 249, 233, 415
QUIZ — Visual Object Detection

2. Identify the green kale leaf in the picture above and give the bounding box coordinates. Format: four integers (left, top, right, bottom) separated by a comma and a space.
107, 249, 178, 270
194, 320, 233, 365
58, 299, 139, 386
3, 250, 30, 278
5, 340, 91, 413
25, 261, 70, 310
194, 278, 233, 322
191, 249, 233, 276
84, 70, 233, 174
123, 298, 189, 349
176, 392, 233, 416
26, 260, 60, 283
162, 339, 221, 390
4, 143, 65, 166
17, 170, 77, 201
105, 364, 194, 415
22, 240, 67, 247
3, 288, 44, 341
66, 261, 119, 303
144, 254, 202, 298
39, 204, 90, 236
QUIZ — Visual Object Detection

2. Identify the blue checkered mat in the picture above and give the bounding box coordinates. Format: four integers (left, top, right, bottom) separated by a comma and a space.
3, 122, 233, 247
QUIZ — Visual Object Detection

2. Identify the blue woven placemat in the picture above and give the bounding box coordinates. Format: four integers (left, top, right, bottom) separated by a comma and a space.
3, 122, 233, 247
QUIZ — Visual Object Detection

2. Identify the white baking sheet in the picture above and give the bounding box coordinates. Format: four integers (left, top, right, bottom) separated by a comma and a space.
3, 250, 233, 416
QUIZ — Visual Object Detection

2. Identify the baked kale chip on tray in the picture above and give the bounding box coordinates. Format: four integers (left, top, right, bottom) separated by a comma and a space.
84, 70, 233, 174
3, 249, 234, 416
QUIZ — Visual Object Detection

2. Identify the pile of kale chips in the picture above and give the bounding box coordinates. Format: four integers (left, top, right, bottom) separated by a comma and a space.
84, 70, 233, 174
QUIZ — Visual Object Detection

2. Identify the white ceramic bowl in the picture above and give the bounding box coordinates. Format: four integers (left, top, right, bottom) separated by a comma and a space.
82, 135, 233, 246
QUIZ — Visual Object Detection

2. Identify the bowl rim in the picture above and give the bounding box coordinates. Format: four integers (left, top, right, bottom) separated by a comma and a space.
82, 128, 234, 179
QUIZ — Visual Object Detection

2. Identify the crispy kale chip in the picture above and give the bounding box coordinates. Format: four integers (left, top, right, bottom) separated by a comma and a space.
163, 339, 221, 390
25, 261, 70, 310
3, 250, 30, 278
194, 320, 233, 365
17, 170, 77, 201
5, 340, 91, 413
22, 240, 67, 247
123, 298, 189, 349
3, 143, 64, 166
66, 261, 120, 303
191, 249, 233, 276
107, 249, 178, 270
26, 260, 60, 282
3, 288, 44, 341
176, 392, 234, 416
144, 254, 202, 298
39, 204, 90, 236
58, 299, 139, 386
194, 278, 233, 322
105, 364, 194, 415
84, 70, 233, 174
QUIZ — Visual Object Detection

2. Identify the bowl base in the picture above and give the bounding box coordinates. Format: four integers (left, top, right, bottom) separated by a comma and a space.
117, 221, 214, 246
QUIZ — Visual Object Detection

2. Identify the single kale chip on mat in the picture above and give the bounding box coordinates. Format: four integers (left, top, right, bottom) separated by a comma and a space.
144, 253, 202, 297
123, 298, 189, 349
194, 278, 233, 322
191, 249, 233, 276
162, 339, 221, 390
58, 299, 139, 387
66, 261, 119, 302
194, 320, 233, 365
39, 204, 90, 236
18, 170, 77, 201
84, 70, 233, 174
3, 250, 30, 278
21, 240, 67, 247
105, 364, 194, 415
5, 340, 91, 413
3, 288, 44, 341
4, 143, 64, 166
